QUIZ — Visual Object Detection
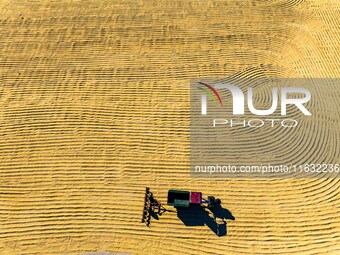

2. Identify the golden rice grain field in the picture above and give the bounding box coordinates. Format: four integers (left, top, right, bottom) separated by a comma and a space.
0, 0, 339, 254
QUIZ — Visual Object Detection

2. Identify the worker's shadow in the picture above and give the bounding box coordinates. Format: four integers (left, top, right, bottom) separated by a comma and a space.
176, 204, 235, 237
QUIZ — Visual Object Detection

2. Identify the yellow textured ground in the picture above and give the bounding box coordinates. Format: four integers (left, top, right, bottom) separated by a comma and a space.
0, 0, 339, 254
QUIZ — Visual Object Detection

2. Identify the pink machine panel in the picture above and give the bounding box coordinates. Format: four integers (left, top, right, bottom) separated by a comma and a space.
190, 192, 202, 204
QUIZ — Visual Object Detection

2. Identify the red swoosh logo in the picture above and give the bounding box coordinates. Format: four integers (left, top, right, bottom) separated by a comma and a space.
198, 82, 223, 106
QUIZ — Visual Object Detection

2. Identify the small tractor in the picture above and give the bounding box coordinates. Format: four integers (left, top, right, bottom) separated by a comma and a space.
142, 187, 221, 226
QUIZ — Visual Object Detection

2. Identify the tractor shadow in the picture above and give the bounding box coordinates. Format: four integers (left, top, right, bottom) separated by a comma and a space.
149, 209, 159, 220
176, 204, 235, 237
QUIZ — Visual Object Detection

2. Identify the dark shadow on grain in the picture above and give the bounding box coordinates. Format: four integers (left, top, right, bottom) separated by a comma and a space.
176, 204, 235, 236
